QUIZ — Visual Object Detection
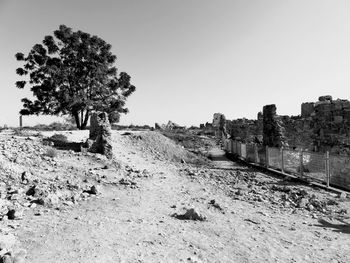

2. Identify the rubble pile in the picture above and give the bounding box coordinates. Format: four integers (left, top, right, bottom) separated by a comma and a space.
183, 167, 348, 216
161, 131, 216, 157
122, 131, 207, 165
0, 131, 124, 221
0, 130, 127, 261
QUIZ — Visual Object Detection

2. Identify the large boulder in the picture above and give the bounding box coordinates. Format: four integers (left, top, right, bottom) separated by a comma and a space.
88, 112, 113, 159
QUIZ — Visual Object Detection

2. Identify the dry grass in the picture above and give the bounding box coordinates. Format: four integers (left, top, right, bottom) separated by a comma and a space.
44, 147, 58, 158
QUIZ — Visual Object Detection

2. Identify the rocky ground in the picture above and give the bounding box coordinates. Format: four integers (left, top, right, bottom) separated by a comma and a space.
0, 129, 349, 262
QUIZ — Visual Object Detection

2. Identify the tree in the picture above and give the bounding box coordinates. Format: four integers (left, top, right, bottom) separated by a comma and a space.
15, 25, 135, 129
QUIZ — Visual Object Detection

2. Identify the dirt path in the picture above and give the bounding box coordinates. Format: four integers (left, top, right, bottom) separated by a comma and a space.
15, 131, 350, 263
207, 147, 236, 169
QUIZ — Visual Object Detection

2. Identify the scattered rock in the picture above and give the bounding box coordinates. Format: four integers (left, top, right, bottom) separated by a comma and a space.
43, 193, 60, 206
338, 192, 347, 199
208, 199, 223, 211
119, 178, 137, 186
297, 198, 308, 208
7, 208, 23, 220
172, 208, 206, 221
20, 172, 30, 183
235, 189, 246, 196
1, 253, 13, 263
25, 185, 44, 197
89, 185, 101, 195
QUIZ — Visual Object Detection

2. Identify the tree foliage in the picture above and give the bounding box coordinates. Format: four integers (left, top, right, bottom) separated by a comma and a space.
15, 25, 135, 129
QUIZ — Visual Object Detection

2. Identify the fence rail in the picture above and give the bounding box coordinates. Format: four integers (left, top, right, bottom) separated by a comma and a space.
223, 139, 350, 191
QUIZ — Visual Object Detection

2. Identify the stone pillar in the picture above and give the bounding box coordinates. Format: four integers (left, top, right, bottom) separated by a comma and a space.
262, 104, 286, 148
88, 112, 113, 159
212, 113, 227, 139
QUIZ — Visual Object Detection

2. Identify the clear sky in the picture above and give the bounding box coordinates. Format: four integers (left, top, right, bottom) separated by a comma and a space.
1, 0, 350, 127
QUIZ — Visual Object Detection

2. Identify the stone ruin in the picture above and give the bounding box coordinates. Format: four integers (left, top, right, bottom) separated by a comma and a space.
212, 113, 227, 138
262, 104, 287, 148
212, 95, 350, 153
307, 96, 350, 152
87, 112, 113, 159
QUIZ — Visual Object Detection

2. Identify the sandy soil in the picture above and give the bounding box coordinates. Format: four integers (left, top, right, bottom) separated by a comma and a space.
5, 130, 350, 262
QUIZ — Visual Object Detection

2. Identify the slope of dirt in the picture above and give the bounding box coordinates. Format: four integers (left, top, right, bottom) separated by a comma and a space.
161, 130, 217, 157
0, 130, 349, 262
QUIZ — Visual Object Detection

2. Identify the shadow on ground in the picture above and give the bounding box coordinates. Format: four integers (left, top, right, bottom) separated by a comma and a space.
316, 218, 350, 234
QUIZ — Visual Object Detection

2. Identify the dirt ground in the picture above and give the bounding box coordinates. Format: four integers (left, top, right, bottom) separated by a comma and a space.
1, 130, 350, 262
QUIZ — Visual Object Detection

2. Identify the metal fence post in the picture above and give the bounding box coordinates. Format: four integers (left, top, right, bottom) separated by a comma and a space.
266, 146, 269, 168
325, 151, 330, 187
280, 146, 284, 173
299, 150, 304, 177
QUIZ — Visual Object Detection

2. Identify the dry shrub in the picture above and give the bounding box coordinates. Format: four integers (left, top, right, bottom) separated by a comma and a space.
44, 147, 58, 158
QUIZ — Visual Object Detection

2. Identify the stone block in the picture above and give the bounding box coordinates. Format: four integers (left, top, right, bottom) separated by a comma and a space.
342, 101, 350, 109
318, 95, 332, 101
301, 102, 314, 118
333, 102, 343, 110
333, 116, 343, 123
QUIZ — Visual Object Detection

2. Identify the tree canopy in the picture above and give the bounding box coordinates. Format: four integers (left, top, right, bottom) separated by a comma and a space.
15, 25, 136, 129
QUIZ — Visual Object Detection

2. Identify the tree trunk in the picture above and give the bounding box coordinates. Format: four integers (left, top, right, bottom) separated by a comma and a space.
80, 110, 90, 130
73, 111, 81, 129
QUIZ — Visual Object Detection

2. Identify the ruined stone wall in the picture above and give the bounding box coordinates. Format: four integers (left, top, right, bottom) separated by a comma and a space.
301, 102, 315, 118
226, 119, 261, 143
308, 96, 350, 153
281, 95, 350, 153
262, 104, 287, 147
281, 116, 314, 150
212, 95, 350, 153
212, 113, 224, 128
212, 113, 227, 138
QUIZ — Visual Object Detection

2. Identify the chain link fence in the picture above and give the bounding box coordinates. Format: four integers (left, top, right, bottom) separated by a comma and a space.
267, 147, 281, 170
223, 139, 350, 191
329, 154, 350, 190
246, 143, 255, 163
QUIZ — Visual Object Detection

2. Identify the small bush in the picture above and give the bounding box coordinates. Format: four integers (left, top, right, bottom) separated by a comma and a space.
45, 147, 58, 158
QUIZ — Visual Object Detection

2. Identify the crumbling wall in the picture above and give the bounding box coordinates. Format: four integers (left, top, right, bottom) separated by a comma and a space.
281, 116, 314, 150
301, 102, 315, 118
213, 95, 350, 153
226, 118, 261, 143
262, 104, 287, 148
212, 113, 224, 128
212, 113, 227, 138
311, 96, 350, 153
88, 112, 113, 159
